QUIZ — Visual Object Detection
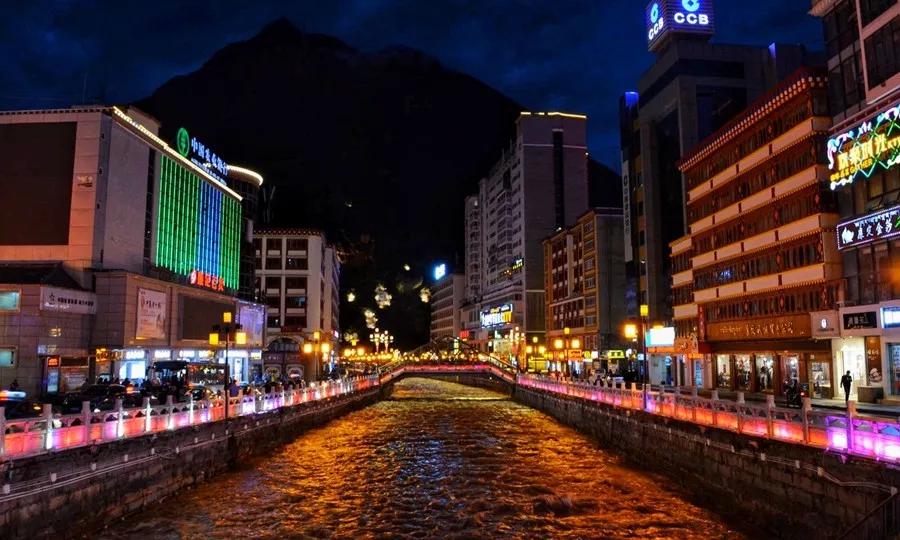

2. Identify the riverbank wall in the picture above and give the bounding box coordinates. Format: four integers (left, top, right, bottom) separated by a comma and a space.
0, 388, 380, 539
515, 385, 898, 539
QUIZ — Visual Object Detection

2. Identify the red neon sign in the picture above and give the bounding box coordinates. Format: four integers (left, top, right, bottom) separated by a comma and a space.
189, 269, 225, 292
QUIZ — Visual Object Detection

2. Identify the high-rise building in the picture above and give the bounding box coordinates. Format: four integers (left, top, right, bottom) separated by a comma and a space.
672, 68, 840, 395
253, 229, 339, 382
811, 0, 900, 401
225, 165, 264, 302
463, 112, 589, 356
622, 0, 824, 326
542, 208, 627, 373
430, 271, 465, 341
0, 106, 267, 395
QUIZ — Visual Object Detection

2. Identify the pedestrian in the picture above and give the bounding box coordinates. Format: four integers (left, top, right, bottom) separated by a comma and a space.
841, 371, 853, 404
8, 380, 19, 391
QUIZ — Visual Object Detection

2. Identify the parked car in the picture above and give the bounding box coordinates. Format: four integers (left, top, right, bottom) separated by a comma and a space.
94, 392, 160, 412
0, 390, 43, 420
59, 384, 128, 414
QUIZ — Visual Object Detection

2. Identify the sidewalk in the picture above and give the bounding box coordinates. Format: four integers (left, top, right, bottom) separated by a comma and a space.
689, 387, 900, 418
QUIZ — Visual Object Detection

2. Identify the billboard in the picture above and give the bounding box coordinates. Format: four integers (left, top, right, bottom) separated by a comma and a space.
836, 205, 900, 250
647, 0, 715, 51
481, 304, 513, 328
136, 288, 167, 340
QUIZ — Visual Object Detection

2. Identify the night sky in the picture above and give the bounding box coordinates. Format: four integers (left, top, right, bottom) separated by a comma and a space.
2, 0, 822, 169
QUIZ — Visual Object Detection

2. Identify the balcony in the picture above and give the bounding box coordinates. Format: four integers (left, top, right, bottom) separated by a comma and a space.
694, 263, 832, 303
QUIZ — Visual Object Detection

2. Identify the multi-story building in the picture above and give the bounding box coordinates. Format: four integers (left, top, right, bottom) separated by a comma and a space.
430, 271, 465, 341
225, 165, 264, 302
0, 106, 267, 395
543, 208, 627, 373
811, 0, 900, 402
253, 229, 339, 381
622, 0, 824, 326
672, 68, 841, 396
463, 112, 589, 353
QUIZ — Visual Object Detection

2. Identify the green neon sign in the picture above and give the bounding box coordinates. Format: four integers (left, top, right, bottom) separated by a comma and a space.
176, 127, 190, 158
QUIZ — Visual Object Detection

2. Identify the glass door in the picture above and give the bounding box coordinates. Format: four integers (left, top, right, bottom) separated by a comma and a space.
809, 361, 832, 398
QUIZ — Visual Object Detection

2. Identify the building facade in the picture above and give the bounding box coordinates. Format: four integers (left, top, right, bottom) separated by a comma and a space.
430, 273, 465, 341
0, 106, 267, 395
225, 165, 264, 302
253, 229, 339, 381
811, 0, 900, 401
543, 208, 627, 373
673, 68, 841, 396
463, 112, 589, 353
623, 0, 824, 326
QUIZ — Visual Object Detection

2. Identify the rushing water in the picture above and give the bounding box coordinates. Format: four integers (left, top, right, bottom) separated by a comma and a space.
100, 378, 752, 539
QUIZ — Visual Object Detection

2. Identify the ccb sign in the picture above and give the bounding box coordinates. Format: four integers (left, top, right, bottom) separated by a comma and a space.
647, 0, 715, 50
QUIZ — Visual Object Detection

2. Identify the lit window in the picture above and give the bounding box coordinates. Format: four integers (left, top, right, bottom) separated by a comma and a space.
0, 291, 20, 311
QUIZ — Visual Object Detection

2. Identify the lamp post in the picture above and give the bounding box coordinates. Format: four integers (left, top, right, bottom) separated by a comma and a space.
640, 304, 649, 384
552, 328, 581, 377
303, 331, 331, 381
209, 312, 247, 421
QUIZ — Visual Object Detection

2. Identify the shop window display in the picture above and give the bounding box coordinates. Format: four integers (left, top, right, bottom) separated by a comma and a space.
735, 355, 752, 391
891, 344, 900, 396
756, 354, 775, 392
810, 360, 832, 399
716, 354, 731, 388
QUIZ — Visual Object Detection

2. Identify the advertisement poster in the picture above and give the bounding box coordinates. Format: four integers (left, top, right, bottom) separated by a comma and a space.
136, 288, 167, 340
40, 286, 97, 315
238, 303, 265, 346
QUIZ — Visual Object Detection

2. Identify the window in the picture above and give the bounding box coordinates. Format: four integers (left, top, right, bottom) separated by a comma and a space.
860, 0, 895, 27
266, 296, 280, 309
864, 18, 900, 90
0, 290, 20, 311
265, 277, 281, 290
585, 315, 597, 326
267, 316, 281, 328
585, 258, 595, 271
0, 349, 14, 368
585, 277, 596, 290
283, 316, 306, 328
285, 257, 308, 270
583, 221, 594, 233
585, 295, 597, 308
584, 239, 595, 252
266, 238, 282, 251
285, 277, 307, 290
286, 296, 307, 308
286, 238, 308, 252
265, 257, 281, 270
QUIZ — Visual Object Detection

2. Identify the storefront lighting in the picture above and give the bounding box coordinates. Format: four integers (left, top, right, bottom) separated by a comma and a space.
209, 333, 220, 346
226, 165, 264, 186
303, 343, 313, 354
539, 346, 547, 355
235, 331, 247, 345
321, 343, 331, 354
571, 339, 581, 349
554, 339, 564, 350
313, 330, 321, 341
357, 347, 365, 356
526, 345, 534, 354
624, 324, 638, 340
223, 312, 232, 323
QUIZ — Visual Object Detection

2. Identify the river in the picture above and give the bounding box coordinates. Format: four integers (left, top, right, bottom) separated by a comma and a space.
99, 378, 753, 539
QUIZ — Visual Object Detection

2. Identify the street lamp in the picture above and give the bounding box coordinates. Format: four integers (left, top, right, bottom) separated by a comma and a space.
303, 331, 330, 381
209, 311, 247, 421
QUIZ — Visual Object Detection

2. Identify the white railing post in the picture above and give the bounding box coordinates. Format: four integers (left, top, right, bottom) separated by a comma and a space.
166, 395, 174, 430
736, 392, 745, 404
43, 404, 54, 450
710, 390, 719, 426
143, 397, 151, 433
188, 393, 195, 425
846, 401, 856, 453
116, 398, 124, 439
204, 397, 211, 423
765, 394, 775, 438
82, 401, 92, 442
801, 397, 811, 443
0, 406, 5, 456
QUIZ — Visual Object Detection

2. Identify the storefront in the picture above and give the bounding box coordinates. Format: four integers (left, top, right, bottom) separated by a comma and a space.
646, 327, 675, 386
704, 314, 830, 396
839, 306, 884, 402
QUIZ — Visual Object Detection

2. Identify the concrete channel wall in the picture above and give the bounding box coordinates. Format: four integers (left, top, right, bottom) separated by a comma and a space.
515, 385, 900, 539
0, 388, 380, 539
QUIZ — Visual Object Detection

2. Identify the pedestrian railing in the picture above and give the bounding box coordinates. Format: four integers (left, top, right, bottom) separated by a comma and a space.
0, 375, 380, 460
379, 363, 518, 385
517, 375, 900, 463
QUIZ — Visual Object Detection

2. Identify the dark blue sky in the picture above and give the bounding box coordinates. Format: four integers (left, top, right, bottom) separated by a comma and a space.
1, 0, 822, 168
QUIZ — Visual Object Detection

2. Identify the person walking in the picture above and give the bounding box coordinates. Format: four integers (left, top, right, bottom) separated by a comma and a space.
840, 370, 853, 404
8, 380, 19, 391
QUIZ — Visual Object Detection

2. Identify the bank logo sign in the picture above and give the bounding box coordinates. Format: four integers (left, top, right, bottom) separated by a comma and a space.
176, 127, 191, 158
646, 0, 715, 51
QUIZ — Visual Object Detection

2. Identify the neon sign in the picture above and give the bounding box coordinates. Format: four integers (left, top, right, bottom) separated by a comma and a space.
646, 0, 714, 50
190, 269, 226, 292
827, 103, 900, 191
836, 205, 900, 250
434, 263, 447, 281
176, 127, 229, 185
481, 304, 513, 328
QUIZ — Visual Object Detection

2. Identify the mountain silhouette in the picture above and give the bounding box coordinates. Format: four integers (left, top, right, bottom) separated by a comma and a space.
135, 18, 620, 347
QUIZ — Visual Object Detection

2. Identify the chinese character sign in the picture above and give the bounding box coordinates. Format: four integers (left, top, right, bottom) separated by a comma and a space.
828, 103, 900, 190
836, 205, 900, 250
